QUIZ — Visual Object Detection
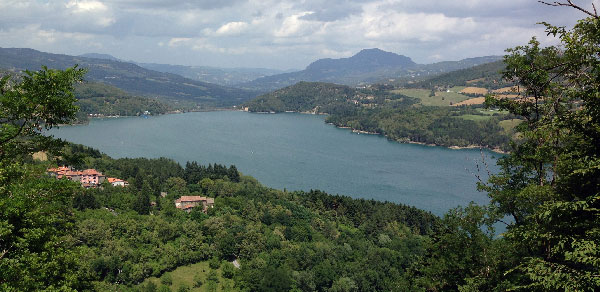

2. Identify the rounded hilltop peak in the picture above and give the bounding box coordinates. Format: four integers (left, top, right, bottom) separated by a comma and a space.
351, 48, 415, 65
305, 48, 416, 73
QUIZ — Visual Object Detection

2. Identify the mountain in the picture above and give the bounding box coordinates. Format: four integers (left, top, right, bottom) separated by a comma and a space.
243, 81, 362, 113
73, 81, 174, 119
241, 48, 417, 92
79, 53, 121, 61
241, 50, 502, 92
0, 47, 257, 107
405, 60, 509, 89
137, 63, 286, 86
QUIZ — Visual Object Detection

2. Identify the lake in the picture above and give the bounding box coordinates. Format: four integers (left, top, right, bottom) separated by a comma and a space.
47, 111, 500, 216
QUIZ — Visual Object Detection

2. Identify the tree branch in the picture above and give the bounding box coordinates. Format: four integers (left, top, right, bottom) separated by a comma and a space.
539, 0, 599, 19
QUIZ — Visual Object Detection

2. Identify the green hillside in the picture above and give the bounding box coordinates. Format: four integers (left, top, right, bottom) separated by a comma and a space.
243, 82, 363, 113
74, 82, 176, 119
243, 81, 512, 150
0, 47, 257, 107
406, 60, 509, 89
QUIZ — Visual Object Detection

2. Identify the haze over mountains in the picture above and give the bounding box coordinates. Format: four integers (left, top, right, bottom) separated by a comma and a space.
1, 47, 502, 107
0, 48, 255, 107
240, 49, 502, 92
81, 53, 291, 87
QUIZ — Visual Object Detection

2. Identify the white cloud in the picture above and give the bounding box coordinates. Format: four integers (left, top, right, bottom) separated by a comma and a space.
215, 21, 249, 35
0, 0, 588, 69
167, 37, 192, 47
274, 11, 318, 37
66, 0, 109, 12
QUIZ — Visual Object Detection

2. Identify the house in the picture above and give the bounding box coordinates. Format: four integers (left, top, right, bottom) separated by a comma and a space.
174, 196, 215, 213
107, 177, 129, 187
80, 169, 106, 185
47, 167, 110, 188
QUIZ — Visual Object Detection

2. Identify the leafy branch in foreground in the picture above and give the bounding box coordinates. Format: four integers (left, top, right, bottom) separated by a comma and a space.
0, 66, 86, 160
481, 3, 600, 290
1, 66, 90, 291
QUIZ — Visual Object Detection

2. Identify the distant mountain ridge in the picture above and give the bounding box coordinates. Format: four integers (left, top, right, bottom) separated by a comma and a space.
79, 53, 121, 61
241, 50, 502, 92
137, 62, 287, 86
0, 47, 257, 107
305, 48, 416, 75
79, 52, 289, 86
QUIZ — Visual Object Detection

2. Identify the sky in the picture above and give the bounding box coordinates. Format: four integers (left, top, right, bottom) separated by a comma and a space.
0, 0, 593, 70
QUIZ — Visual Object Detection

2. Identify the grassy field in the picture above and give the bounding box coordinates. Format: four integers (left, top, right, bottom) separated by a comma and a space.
460, 87, 488, 95
458, 109, 509, 121
392, 88, 471, 106
477, 109, 508, 115
138, 261, 238, 292
458, 114, 493, 121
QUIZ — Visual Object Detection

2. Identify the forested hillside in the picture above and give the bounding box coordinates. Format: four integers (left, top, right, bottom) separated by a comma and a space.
1, 3, 598, 292
244, 81, 514, 151
0, 47, 257, 107
73, 82, 176, 119
43, 144, 441, 291
405, 60, 509, 89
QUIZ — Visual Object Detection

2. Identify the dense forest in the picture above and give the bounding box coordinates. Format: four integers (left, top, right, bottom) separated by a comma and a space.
404, 60, 511, 90
244, 81, 514, 150
74, 82, 175, 120
43, 144, 440, 291
0, 47, 258, 107
1, 3, 599, 291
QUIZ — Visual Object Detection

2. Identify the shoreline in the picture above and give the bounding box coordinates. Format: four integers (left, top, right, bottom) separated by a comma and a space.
74, 108, 508, 154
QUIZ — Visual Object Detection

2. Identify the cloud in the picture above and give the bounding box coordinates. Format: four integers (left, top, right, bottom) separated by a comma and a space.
168, 37, 192, 47
215, 21, 249, 35
0, 0, 589, 69
104, 0, 248, 10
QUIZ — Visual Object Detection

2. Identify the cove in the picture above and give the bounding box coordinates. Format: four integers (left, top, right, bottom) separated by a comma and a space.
47, 111, 500, 216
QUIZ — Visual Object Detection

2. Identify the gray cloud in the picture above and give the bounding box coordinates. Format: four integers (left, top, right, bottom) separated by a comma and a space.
0, 0, 591, 69
105, 0, 248, 10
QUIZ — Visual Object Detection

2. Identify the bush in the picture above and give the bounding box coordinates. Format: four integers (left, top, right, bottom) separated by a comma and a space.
193, 273, 203, 288
160, 273, 173, 286
221, 262, 235, 279
208, 257, 221, 269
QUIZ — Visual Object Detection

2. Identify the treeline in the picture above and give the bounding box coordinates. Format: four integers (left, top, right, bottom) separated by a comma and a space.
74, 82, 173, 119
243, 80, 512, 150
406, 60, 511, 90
243, 81, 360, 113
326, 106, 511, 150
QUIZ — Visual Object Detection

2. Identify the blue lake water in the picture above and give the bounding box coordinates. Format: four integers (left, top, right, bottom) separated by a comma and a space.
47, 111, 500, 216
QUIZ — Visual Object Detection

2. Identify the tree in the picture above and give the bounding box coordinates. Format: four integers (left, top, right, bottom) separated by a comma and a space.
133, 182, 152, 215
0, 66, 85, 160
482, 2, 600, 290
0, 66, 89, 290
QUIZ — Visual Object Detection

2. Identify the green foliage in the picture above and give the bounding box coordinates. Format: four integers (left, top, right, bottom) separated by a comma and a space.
0, 66, 90, 290
45, 144, 440, 291
0, 66, 85, 159
193, 273, 203, 287
74, 81, 173, 119
326, 106, 511, 150
477, 6, 600, 291
133, 188, 151, 215
0, 47, 257, 107
244, 80, 513, 150
407, 60, 510, 89
160, 273, 173, 286
208, 257, 221, 269
221, 262, 236, 279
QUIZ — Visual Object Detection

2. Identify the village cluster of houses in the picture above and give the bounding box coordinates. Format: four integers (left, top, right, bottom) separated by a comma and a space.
47, 166, 128, 188
47, 167, 215, 213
